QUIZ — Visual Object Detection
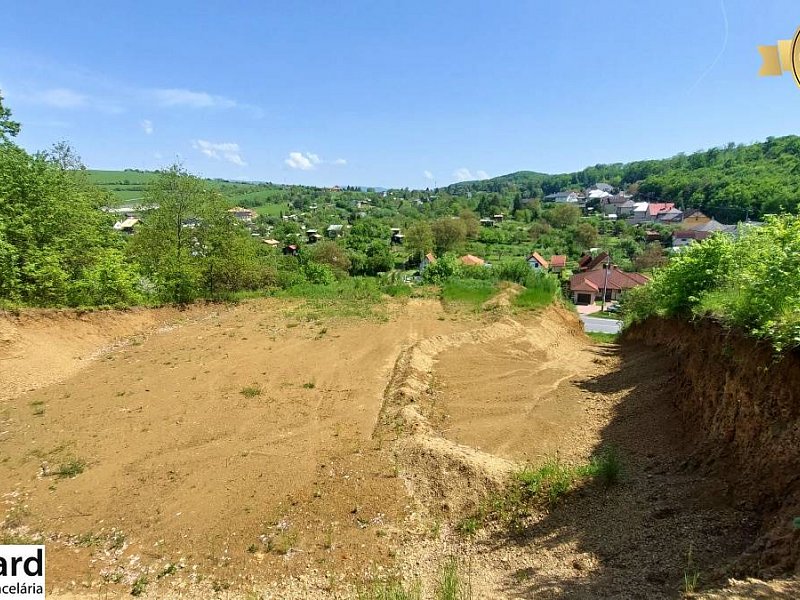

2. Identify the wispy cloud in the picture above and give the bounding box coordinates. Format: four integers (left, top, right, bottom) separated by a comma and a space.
192, 139, 247, 166
423, 170, 434, 180
152, 88, 238, 109
453, 167, 489, 182
28, 88, 89, 109
141, 119, 153, 135
284, 151, 346, 170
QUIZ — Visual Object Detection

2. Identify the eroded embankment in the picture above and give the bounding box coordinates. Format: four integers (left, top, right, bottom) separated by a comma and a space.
625, 317, 800, 575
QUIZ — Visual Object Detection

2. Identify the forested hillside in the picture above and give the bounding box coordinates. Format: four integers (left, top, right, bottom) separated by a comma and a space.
449, 136, 800, 220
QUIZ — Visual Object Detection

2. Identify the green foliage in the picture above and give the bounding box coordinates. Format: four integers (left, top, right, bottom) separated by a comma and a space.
422, 253, 461, 284
0, 92, 21, 141
513, 274, 560, 309
357, 579, 421, 600
0, 142, 143, 306
436, 557, 467, 600
431, 217, 467, 254
441, 279, 496, 308
625, 216, 800, 351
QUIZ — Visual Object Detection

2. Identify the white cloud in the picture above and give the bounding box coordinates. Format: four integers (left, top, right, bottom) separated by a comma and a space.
423, 170, 434, 180
192, 139, 247, 166
141, 119, 153, 135
153, 88, 237, 109
453, 167, 489, 182
284, 151, 346, 170
31, 88, 89, 109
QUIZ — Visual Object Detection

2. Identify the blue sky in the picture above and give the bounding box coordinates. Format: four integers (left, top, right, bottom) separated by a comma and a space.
3, 1, 800, 188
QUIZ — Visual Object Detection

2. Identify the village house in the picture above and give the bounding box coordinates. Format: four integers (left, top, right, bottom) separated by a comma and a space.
569, 267, 649, 304
305, 229, 323, 244
460, 254, 487, 267
326, 224, 344, 238
112, 216, 140, 234
262, 238, 281, 248
282, 244, 299, 256
527, 252, 549, 270
420, 252, 436, 272
543, 191, 579, 203
549, 255, 567, 273
492, 214, 505, 223
479, 217, 495, 227
227, 207, 257, 222
390, 228, 404, 245
683, 209, 712, 227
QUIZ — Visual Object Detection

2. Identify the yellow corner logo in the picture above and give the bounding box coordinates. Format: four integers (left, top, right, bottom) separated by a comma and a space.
758, 27, 800, 86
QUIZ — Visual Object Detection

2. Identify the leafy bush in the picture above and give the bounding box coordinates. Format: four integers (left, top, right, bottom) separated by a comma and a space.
422, 253, 461, 284
624, 216, 800, 351
441, 278, 496, 307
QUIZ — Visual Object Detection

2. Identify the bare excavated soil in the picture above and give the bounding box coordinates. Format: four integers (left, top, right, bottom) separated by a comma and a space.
0, 299, 789, 598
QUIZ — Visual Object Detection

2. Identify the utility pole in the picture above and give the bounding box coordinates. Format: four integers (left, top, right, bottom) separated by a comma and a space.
600, 253, 611, 312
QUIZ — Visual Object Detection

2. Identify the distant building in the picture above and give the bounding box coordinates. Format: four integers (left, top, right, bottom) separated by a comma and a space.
326, 224, 344, 238
227, 207, 257, 222
390, 228, 404, 245
459, 254, 486, 267
549, 255, 567, 273
306, 229, 323, 244
112, 217, 140, 234
479, 218, 495, 227
527, 252, 549, 270
283, 244, 299, 256
420, 253, 436, 272
544, 191, 579, 203
569, 268, 649, 304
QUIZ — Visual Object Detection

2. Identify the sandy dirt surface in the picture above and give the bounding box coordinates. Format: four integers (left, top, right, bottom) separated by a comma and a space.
0, 298, 782, 599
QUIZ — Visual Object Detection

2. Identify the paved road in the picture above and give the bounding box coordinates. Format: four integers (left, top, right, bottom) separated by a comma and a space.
580, 315, 623, 334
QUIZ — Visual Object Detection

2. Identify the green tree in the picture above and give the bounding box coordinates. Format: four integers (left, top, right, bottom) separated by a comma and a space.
431, 218, 467, 254
405, 221, 434, 261
546, 204, 581, 228
0, 93, 21, 141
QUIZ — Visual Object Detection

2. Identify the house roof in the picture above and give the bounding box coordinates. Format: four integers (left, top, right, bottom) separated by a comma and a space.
460, 254, 486, 266
326, 224, 344, 231
544, 191, 574, 199
648, 202, 676, 217
571, 279, 600, 293
588, 189, 611, 199
263, 238, 281, 246
549, 255, 567, 268
570, 268, 649, 293
692, 218, 734, 233
527, 252, 549, 268
633, 202, 650, 212
673, 230, 710, 241
113, 217, 140, 230
683, 209, 709, 220
582, 251, 610, 272
424, 253, 436, 263
619, 200, 636, 208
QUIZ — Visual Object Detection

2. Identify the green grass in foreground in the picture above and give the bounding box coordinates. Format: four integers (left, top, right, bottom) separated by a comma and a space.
441, 278, 496, 309
586, 332, 619, 343
458, 448, 622, 535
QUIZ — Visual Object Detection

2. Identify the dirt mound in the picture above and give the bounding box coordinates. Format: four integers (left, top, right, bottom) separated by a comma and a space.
626, 317, 800, 576
0, 305, 210, 402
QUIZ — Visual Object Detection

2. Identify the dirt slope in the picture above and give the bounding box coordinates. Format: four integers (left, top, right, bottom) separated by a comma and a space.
0, 300, 786, 599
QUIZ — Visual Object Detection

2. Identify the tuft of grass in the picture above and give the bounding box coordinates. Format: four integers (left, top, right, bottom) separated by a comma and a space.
436, 557, 467, 600
456, 516, 480, 536
513, 274, 559, 310
683, 544, 701, 594
357, 579, 421, 600
131, 575, 148, 597
302, 381, 316, 389
586, 331, 619, 344
586, 446, 622, 486
30, 400, 45, 417
240, 385, 262, 398
441, 279, 496, 309
54, 458, 86, 479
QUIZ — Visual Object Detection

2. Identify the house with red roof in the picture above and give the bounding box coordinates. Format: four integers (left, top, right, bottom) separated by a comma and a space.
527, 252, 549, 271
569, 266, 649, 305
549, 255, 567, 273
460, 254, 486, 267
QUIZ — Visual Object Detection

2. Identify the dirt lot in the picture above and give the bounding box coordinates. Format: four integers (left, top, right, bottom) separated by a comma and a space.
0, 298, 791, 598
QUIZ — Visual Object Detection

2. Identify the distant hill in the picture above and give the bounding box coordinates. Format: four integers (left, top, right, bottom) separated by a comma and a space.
88, 169, 292, 217
447, 136, 800, 220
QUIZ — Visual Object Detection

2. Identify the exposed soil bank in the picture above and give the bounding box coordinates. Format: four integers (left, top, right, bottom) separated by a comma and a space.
625, 317, 800, 576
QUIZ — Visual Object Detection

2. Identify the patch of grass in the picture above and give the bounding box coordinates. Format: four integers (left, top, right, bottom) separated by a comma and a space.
1, 532, 42, 545
53, 458, 86, 479
357, 579, 421, 600
30, 400, 45, 417
457, 451, 624, 536
131, 575, 148, 597
586, 446, 622, 486
281, 278, 387, 321
441, 278, 496, 309
513, 274, 560, 310
157, 562, 178, 579
683, 544, 701, 594
240, 384, 262, 398
586, 331, 619, 344
302, 381, 316, 389
436, 557, 467, 600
